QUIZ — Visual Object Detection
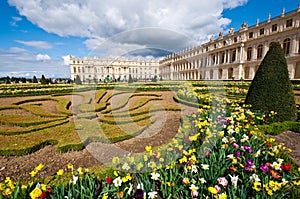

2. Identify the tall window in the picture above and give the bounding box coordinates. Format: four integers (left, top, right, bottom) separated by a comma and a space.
247, 47, 252, 61
228, 68, 234, 79
210, 70, 214, 79
259, 28, 264, 36
249, 32, 253, 39
283, 38, 291, 55
221, 52, 226, 63
257, 45, 263, 59
298, 39, 300, 54
286, 19, 293, 28
272, 24, 278, 32
231, 49, 236, 62
73, 67, 76, 73
218, 69, 222, 79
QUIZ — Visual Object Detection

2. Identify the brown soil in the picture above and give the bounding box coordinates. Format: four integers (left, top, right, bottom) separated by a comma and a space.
268, 131, 300, 165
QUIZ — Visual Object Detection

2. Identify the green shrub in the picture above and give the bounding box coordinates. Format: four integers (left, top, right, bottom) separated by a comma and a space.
245, 42, 297, 122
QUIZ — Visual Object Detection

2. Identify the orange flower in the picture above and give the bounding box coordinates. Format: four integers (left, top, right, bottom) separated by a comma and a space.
229, 166, 237, 172
118, 191, 124, 198
270, 170, 281, 179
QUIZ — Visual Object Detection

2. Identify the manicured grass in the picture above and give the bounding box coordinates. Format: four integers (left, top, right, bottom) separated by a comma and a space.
0, 121, 80, 155
99, 118, 154, 143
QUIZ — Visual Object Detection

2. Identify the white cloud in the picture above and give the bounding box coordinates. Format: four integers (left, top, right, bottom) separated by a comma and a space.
0, 48, 69, 77
62, 55, 70, 65
36, 54, 51, 61
8, 0, 248, 51
15, 40, 53, 49
10, 16, 22, 26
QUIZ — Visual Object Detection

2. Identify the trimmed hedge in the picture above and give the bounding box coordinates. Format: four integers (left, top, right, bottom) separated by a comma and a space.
0, 120, 69, 135
258, 121, 300, 135
245, 42, 297, 122
0, 140, 58, 156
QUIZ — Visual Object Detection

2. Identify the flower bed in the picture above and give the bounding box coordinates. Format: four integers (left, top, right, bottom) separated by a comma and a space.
1, 98, 299, 198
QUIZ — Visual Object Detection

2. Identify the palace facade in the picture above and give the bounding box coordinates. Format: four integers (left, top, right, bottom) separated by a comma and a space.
70, 5, 300, 81
70, 57, 159, 82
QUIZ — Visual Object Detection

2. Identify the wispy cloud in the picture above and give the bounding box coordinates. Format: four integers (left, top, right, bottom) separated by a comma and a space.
10, 16, 22, 27
15, 40, 53, 49
36, 54, 51, 61
0, 47, 69, 77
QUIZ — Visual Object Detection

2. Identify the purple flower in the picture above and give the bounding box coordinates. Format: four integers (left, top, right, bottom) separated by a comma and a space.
244, 164, 252, 172
244, 146, 252, 153
240, 146, 245, 151
233, 143, 239, 149
244, 159, 254, 172
234, 151, 241, 158
135, 189, 144, 199
246, 159, 254, 166
260, 164, 269, 172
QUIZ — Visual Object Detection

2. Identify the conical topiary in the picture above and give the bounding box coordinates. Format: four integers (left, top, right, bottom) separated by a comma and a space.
245, 42, 297, 122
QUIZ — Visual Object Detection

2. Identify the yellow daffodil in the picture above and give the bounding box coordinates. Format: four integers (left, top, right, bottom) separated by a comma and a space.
57, 169, 64, 176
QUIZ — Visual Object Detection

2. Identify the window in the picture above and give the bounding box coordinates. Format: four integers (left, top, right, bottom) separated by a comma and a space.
286, 19, 293, 28
221, 52, 226, 63
212, 54, 216, 65
257, 44, 263, 59
249, 32, 253, 38
259, 28, 264, 35
210, 70, 213, 79
231, 49, 236, 62
298, 39, 300, 54
218, 69, 222, 79
234, 37, 237, 43
283, 38, 291, 55
223, 40, 227, 46
272, 24, 278, 32
247, 47, 252, 61
228, 68, 234, 79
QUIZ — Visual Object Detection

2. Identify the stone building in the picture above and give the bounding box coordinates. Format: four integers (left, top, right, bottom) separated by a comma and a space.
159, 5, 300, 80
70, 57, 159, 82
71, 6, 300, 81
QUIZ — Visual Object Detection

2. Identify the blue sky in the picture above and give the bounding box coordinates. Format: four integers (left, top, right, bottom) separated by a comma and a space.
0, 0, 299, 78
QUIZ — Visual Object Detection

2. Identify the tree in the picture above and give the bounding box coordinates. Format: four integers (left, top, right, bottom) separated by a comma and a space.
75, 75, 82, 85
5, 76, 10, 84
152, 75, 157, 82
128, 74, 133, 83
33, 75, 38, 83
245, 42, 297, 121
40, 75, 47, 85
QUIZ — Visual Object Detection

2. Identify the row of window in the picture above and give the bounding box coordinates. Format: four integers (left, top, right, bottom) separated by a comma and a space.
249, 18, 293, 38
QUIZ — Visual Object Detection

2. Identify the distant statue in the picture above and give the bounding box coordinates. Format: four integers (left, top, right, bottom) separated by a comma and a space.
218, 32, 224, 39
281, 8, 285, 17
241, 22, 248, 30
210, 35, 214, 42
228, 28, 234, 35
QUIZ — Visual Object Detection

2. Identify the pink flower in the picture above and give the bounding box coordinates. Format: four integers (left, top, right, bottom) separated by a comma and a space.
233, 143, 239, 148
214, 185, 221, 193
217, 177, 228, 186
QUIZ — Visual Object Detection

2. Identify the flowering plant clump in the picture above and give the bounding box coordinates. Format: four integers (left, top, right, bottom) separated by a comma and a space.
96, 97, 299, 198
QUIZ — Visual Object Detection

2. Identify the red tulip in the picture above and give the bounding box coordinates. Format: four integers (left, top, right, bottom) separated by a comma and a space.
106, 175, 113, 184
